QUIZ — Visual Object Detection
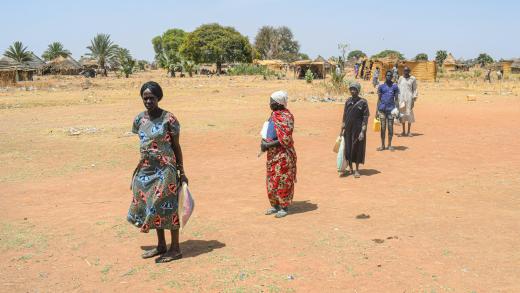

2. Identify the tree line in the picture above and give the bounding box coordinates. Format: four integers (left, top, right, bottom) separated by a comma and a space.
151, 23, 308, 76
3, 22, 499, 79
347, 49, 495, 68
3, 34, 145, 78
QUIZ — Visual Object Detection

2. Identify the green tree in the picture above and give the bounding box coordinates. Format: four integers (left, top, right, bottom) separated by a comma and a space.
158, 50, 182, 77
113, 47, 135, 78
152, 28, 187, 68
86, 34, 118, 76
297, 52, 310, 60
181, 59, 197, 77
181, 23, 253, 73
42, 42, 71, 61
254, 26, 300, 62
4, 41, 32, 63
347, 50, 367, 60
414, 53, 429, 61
476, 53, 494, 66
372, 50, 404, 60
137, 60, 148, 71
435, 50, 448, 67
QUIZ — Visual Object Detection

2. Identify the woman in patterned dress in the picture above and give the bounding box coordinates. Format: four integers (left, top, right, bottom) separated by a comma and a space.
127, 81, 189, 263
260, 91, 297, 218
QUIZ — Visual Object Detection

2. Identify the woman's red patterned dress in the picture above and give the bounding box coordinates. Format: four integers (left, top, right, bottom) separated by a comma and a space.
266, 109, 297, 208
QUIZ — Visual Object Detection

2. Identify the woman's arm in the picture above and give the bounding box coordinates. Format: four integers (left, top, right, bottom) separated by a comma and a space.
171, 134, 188, 184
358, 102, 369, 141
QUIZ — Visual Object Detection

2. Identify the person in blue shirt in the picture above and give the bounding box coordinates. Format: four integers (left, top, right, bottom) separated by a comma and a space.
377, 71, 399, 151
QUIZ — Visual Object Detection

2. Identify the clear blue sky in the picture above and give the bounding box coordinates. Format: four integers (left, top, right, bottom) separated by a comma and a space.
1, 0, 518, 61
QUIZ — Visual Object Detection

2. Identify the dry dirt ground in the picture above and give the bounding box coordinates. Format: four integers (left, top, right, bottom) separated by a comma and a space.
0, 72, 519, 292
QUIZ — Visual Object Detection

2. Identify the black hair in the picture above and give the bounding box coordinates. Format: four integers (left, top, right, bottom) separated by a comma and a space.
386, 70, 393, 75
140, 81, 163, 101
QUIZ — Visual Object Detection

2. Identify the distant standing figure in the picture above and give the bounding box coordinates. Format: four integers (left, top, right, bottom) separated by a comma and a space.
372, 67, 380, 88
354, 63, 360, 78
485, 69, 492, 83
497, 70, 503, 81
392, 64, 399, 82
296, 66, 301, 79
261, 91, 297, 218
398, 67, 418, 137
377, 71, 399, 151
335, 65, 342, 76
341, 82, 370, 178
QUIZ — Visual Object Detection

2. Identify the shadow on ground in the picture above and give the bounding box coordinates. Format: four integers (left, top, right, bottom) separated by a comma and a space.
290, 200, 318, 215
392, 146, 408, 151
360, 169, 381, 176
397, 133, 424, 137
141, 239, 226, 258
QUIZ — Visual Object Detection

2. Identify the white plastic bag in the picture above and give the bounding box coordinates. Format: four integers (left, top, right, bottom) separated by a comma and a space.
336, 137, 348, 173
260, 121, 269, 140
178, 182, 195, 230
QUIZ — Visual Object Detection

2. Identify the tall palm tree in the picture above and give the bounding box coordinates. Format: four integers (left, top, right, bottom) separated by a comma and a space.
42, 42, 71, 61
4, 41, 32, 63
86, 34, 118, 76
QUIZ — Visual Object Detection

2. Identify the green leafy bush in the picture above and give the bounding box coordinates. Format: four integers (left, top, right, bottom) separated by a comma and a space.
305, 69, 314, 83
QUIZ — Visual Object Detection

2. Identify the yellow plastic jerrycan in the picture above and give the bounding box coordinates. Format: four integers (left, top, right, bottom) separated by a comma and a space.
373, 118, 381, 132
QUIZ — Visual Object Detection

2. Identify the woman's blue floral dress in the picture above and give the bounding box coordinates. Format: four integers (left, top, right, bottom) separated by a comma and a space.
127, 110, 180, 232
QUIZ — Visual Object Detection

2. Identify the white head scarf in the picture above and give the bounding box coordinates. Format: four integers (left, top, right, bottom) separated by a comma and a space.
270, 90, 288, 107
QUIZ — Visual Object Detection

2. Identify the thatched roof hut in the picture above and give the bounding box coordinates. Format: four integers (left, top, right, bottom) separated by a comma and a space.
511, 59, 520, 74
365, 57, 436, 82
79, 56, 99, 69
291, 57, 333, 79
0, 56, 36, 86
43, 56, 82, 75
253, 59, 286, 71
500, 60, 513, 78
400, 60, 437, 81
443, 53, 457, 71
24, 53, 45, 74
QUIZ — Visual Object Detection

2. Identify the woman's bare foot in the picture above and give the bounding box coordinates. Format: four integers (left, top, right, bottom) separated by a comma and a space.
354, 170, 361, 178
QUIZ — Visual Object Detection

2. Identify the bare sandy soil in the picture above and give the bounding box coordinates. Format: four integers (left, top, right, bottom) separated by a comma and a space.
1, 71, 519, 292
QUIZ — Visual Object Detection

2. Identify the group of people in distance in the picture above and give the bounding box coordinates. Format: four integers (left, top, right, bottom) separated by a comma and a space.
340, 66, 418, 176
126, 66, 418, 262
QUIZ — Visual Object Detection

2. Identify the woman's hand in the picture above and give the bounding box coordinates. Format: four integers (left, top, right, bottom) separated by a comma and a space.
180, 174, 189, 185
260, 140, 268, 152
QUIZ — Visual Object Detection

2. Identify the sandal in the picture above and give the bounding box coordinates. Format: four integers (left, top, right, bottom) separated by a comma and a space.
354, 171, 361, 178
376, 147, 385, 151
339, 170, 350, 177
142, 246, 167, 259
275, 208, 288, 218
265, 207, 279, 215
387, 146, 395, 151
155, 251, 183, 263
